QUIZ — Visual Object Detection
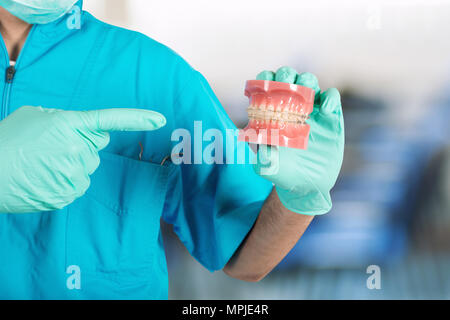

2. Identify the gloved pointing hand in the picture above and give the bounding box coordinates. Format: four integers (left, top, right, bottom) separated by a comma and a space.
0, 106, 166, 213
254, 67, 345, 215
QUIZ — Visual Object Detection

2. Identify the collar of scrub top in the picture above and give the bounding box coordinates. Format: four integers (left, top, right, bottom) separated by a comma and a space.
13, 0, 84, 70
35, 0, 84, 36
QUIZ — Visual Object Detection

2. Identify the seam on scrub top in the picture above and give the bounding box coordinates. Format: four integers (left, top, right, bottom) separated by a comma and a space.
68, 14, 108, 107
172, 68, 199, 108
84, 191, 130, 216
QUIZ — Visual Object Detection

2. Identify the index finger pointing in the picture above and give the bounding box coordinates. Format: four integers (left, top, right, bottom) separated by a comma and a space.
75, 108, 167, 132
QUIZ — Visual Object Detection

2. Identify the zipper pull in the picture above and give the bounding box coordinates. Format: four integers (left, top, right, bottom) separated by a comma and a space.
6, 66, 16, 83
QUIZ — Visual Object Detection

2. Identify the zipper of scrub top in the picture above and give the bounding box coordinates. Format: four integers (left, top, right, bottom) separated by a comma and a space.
0, 24, 37, 121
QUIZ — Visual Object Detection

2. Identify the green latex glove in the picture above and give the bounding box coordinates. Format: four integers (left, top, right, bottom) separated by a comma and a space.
254, 67, 345, 215
0, 106, 166, 213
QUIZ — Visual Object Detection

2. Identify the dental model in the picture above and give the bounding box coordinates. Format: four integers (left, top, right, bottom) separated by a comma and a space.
238, 80, 316, 149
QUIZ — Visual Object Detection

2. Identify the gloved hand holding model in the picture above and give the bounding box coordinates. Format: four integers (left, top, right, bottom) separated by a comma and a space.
254, 67, 345, 215
0, 106, 166, 213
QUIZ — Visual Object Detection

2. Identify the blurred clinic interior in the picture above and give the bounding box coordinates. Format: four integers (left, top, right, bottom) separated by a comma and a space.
85, 0, 450, 299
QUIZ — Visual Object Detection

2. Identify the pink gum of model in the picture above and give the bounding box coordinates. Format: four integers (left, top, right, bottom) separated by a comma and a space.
238, 80, 316, 149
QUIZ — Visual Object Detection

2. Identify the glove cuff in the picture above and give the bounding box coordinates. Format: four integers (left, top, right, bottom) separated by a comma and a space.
276, 187, 332, 216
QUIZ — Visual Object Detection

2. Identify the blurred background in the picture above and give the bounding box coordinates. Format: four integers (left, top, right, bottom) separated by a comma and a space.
85, 0, 450, 299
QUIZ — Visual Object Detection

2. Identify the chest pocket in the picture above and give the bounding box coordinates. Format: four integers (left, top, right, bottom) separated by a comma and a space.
65, 151, 174, 276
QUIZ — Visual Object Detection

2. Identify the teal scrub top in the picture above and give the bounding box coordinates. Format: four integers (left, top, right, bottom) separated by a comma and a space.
0, 1, 273, 299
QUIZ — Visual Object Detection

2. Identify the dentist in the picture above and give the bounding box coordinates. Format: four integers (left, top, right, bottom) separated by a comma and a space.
0, 0, 344, 299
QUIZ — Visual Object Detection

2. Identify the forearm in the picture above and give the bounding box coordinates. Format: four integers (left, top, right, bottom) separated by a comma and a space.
224, 188, 314, 282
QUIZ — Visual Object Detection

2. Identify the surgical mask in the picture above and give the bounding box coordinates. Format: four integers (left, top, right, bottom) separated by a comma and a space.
0, 0, 78, 24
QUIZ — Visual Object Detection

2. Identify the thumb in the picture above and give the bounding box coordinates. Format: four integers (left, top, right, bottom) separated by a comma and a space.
319, 88, 342, 115
71, 108, 167, 132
